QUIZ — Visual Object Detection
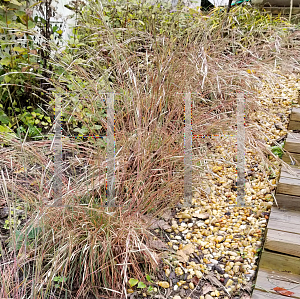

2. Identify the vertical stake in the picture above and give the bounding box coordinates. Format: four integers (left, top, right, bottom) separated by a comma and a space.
107, 92, 116, 207
53, 95, 62, 207
236, 93, 245, 207
184, 92, 193, 207
289, 0, 293, 23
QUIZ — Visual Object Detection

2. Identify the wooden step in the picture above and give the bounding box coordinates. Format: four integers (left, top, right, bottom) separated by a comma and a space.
267, 207, 300, 234
264, 207, 300, 257
282, 152, 300, 165
253, 268, 300, 299
259, 250, 300, 275
265, 224, 300, 257
291, 108, 300, 122
276, 166, 300, 197
285, 132, 300, 153
288, 108, 300, 130
289, 120, 300, 131
276, 194, 300, 211
252, 289, 299, 299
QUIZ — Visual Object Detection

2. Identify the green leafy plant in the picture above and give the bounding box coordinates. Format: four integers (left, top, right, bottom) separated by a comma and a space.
1, 103, 51, 140
146, 274, 153, 283
7, 225, 42, 251
137, 281, 146, 289
3, 210, 21, 230
3, 217, 21, 230
0, 1, 40, 95
128, 275, 154, 293
0, 0, 60, 140
271, 145, 284, 158
255, 247, 262, 256
53, 276, 67, 288
129, 278, 139, 288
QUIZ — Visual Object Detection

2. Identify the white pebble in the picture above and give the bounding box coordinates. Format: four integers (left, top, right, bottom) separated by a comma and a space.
207, 265, 214, 271
228, 251, 237, 256
196, 221, 206, 227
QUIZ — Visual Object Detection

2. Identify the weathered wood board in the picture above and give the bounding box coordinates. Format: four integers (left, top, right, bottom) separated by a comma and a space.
262, 0, 300, 7
285, 133, 300, 153
252, 289, 297, 299
267, 207, 300, 235
262, 7, 300, 16
265, 228, 300, 257
259, 250, 300, 274
276, 177, 300, 196
289, 120, 300, 131
254, 268, 300, 299
276, 194, 300, 211
280, 167, 300, 179
276, 167, 300, 196
282, 152, 300, 165
290, 108, 300, 122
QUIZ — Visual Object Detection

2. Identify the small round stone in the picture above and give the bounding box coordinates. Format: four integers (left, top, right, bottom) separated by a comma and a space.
158, 281, 170, 288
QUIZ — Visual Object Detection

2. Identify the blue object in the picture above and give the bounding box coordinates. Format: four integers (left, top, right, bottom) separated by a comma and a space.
231, 0, 251, 5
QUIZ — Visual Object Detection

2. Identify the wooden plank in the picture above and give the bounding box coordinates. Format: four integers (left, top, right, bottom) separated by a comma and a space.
289, 120, 300, 131
277, 167, 300, 196
254, 268, 300, 299
276, 194, 300, 211
268, 207, 300, 235
262, 0, 300, 7
263, 7, 300, 15
277, 177, 300, 196
288, 120, 300, 130
265, 228, 300, 257
285, 133, 300, 154
282, 152, 300, 165
280, 167, 300, 179
259, 250, 300, 274
252, 289, 296, 299
290, 108, 300, 122
288, 107, 300, 130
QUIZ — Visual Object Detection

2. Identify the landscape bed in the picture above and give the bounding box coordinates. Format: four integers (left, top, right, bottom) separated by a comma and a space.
0, 1, 300, 298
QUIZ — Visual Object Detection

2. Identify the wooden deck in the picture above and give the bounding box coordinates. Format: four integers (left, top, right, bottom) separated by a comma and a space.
252, 107, 300, 298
